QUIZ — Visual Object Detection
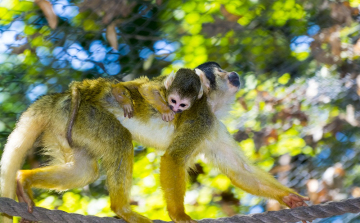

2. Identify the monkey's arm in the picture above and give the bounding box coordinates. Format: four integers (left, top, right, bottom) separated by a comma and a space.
160, 125, 200, 222
112, 83, 134, 118
111, 77, 150, 118
138, 82, 174, 122
204, 121, 309, 209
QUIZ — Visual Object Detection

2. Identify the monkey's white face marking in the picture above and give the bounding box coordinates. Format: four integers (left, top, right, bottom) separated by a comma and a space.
167, 93, 191, 113
207, 68, 240, 118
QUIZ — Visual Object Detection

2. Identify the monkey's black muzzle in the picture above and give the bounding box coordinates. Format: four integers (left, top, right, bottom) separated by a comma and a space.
169, 105, 183, 113
228, 72, 240, 87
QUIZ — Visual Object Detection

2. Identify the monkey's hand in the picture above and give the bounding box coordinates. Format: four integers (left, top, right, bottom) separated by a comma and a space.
161, 110, 175, 122
16, 179, 37, 223
122, 104, 134, 118
283, 193, 311, 223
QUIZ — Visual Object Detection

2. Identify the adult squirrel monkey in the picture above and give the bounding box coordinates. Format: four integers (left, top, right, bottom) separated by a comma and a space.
0, 62, 309, 223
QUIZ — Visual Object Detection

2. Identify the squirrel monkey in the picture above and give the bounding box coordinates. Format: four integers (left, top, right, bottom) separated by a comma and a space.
136, 68, 206, 122
0, 62, 309, 223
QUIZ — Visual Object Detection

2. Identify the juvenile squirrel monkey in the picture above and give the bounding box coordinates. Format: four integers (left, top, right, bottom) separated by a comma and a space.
137, 68, 206, 122
113, 68, 205, 122
0, 62, 309, 223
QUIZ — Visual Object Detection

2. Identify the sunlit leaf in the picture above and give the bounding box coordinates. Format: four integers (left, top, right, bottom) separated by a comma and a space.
278, 73, 290, 85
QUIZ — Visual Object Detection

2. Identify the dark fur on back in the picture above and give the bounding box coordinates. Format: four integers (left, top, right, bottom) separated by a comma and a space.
195, 62, 220, 89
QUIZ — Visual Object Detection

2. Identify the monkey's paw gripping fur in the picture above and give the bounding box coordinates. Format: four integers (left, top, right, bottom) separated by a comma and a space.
2, 197, 360, 223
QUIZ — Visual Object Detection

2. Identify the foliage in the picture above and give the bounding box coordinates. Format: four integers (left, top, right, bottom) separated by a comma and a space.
1, 0, 360, 222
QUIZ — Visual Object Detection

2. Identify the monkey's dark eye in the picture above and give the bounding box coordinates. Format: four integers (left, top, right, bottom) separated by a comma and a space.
171, 99, 176, 103
180, 104, 186, 107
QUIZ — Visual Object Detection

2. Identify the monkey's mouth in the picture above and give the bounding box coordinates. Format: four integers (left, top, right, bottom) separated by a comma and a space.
228, 72, 240, 88
169, 105, 183, 113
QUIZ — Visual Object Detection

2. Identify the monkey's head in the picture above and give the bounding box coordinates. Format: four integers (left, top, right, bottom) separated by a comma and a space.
195, 62, 241, 115
196, 62, 240, 93
164, 68, 204, 113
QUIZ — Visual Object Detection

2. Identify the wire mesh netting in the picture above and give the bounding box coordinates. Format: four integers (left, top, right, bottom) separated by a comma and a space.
1, 0, 360, 222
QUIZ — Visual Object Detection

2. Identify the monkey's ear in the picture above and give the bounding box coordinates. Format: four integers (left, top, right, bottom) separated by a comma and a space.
195, 69, 210, 96
164, 71, 175, 90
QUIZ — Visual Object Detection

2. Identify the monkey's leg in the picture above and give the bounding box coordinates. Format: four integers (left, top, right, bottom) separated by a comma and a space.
101, 132, 152, 223
138, 83, 175, 122
204, 121, 309, 208
72, 103, 151, 223
160, 154, 196, 223
16, 149, 100, 213
159, 117, 202, 223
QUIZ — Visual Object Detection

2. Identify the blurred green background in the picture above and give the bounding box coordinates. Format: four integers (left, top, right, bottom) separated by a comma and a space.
1, 0, 360, 222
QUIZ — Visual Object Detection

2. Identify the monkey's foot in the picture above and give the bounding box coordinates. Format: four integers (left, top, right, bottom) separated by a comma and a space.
116, 209, 152, 223
16, 179, 35, 213
283, 194, 311, 223
122, 104, 134, 118
169, 213, 197, 223
16, 179, 37, 223
282, 193, 310, 209
161, 111, 175, 122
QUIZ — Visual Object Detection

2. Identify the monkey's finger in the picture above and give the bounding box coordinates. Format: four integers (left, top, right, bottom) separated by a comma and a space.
123, 106, 132, 118
299, 201, 308, 207
127, 107, 133, 118
162, 114, 169, 122
292, 194, 310, 202
168, 114, 172, 121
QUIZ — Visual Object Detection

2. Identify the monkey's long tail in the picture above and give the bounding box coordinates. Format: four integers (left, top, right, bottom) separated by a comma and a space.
0, 111, 46, 204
